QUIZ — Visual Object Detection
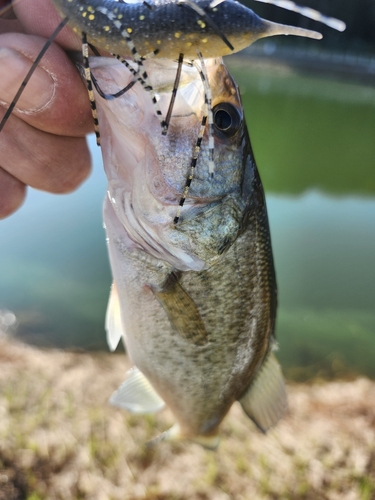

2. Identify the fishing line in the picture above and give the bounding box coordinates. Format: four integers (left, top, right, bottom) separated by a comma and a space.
0, 16, 69, 133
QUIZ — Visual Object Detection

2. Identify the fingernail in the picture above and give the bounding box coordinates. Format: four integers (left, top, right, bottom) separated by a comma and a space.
0, 48, 55, 112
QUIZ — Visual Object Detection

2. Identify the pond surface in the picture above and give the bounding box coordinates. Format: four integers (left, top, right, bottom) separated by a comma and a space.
0, 57, 374, 380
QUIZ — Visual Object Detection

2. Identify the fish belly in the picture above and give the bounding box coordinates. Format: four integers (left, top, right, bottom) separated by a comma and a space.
104, 192, 275, 438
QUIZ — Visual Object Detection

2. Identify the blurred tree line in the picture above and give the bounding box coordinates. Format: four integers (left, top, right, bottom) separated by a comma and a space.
243, 0, 375, 54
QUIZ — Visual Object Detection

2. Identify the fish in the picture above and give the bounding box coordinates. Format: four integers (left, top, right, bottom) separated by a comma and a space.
89, 54, 287, 447
51, 0, 324, 60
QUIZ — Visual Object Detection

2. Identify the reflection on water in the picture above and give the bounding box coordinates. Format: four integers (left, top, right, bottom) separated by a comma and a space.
0, 140, 110, 349
268, 193, 375, 379
0, 59, 374, 379
229, 58, 375, 196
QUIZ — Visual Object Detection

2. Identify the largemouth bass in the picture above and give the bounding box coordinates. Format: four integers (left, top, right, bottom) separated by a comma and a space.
90, 55, 287, 447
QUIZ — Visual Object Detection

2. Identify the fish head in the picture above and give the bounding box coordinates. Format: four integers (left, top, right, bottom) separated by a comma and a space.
91, 57, 253, 270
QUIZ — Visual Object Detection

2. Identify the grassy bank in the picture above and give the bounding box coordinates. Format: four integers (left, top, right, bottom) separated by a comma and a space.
0, 335, 374, 500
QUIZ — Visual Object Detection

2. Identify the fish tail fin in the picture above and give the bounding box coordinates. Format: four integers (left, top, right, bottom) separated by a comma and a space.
260, 19, 322, 40
239, 352, 288, 432
190, 433, 220, 450
146, 423, 181, 447
147, 424, 220, 450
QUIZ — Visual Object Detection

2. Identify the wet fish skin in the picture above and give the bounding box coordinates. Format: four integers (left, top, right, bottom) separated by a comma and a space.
93, 56, 285, 443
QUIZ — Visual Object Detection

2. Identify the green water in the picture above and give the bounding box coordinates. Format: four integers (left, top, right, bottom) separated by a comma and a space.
0, 59, 374, 380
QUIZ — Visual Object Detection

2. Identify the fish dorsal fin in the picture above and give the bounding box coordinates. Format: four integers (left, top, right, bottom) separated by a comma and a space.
105, 282, 124, 352
109, 367, 165, 414
239, 352, 287, 432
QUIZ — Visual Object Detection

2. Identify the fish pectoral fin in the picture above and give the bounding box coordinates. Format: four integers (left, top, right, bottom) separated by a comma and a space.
109, 367, 165, 414
153, 276, 208, 346
105, 282, 125, 352
147, 424, 220, 450
239, 352, 288, 432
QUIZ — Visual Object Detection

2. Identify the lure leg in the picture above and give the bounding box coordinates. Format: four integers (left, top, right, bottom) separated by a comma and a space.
88, 46, 170, 134
82, 36, 138, 144
174, 113, 208, 225
178, 0, 234, 51
96, 9, 168, 134
174, 53, 216, 224
91, 74, 137, 100
114, 52, 167, 134
82, 32, 101, 146
163, 53, 184, 135
194, 53, 215, 177
253, 0, 346, 31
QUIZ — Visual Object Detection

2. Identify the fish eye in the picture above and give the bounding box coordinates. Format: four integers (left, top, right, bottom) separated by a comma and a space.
213, 103, 241, 138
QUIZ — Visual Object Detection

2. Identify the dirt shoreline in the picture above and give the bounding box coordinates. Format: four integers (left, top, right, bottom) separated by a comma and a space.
0, 335, 374, 500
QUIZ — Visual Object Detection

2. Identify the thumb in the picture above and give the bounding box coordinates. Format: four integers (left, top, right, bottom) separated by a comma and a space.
0, 45, 55, 113
0, 33, 93, 137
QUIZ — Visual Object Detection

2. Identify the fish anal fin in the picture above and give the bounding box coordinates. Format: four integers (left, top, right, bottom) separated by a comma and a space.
153, 274, 208, 346
109, 367, 165, 414
147, 424, 220, 450
239, 352, 287, 432
105, 282, 125, 352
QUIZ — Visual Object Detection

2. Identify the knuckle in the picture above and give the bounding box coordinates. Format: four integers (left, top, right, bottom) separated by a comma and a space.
0, 171, 26, 219
32, 137, 92, 194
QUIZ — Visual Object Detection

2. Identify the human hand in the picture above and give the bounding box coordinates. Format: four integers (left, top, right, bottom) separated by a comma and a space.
0, 0, 94, 218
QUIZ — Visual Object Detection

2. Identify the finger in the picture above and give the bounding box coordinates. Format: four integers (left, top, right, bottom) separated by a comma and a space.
0, 109, 91, 193
0, 33, 93, 137
0, 166, 26, 219
12, 0, 82, 50
0, 0, 15, 20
